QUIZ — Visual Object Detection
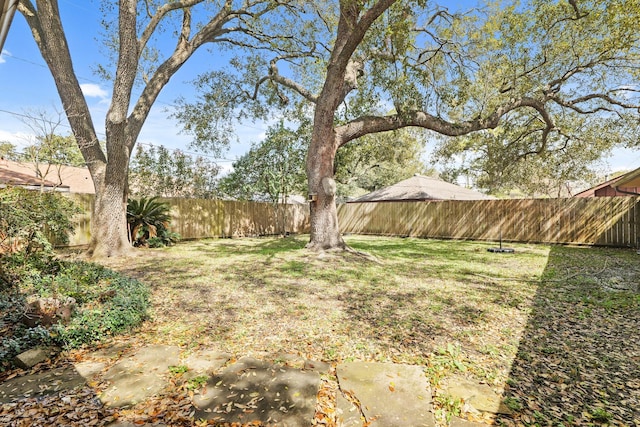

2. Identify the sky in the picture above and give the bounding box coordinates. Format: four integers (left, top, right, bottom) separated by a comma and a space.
0, 0, 264, 171
1, 0, 639, 177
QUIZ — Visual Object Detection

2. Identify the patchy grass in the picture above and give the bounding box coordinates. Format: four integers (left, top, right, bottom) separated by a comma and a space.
101, 236, 545, 370
95, 235, 639, 425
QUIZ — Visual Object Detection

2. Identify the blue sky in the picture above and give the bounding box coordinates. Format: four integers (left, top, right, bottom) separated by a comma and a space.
0, 0, 639, 176
0, 0, 263, 169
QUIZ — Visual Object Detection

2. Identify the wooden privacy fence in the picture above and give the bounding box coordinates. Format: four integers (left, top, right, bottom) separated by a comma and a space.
64, 195, 639, 247
337, 197, 640, 247
66, 194, 310, 246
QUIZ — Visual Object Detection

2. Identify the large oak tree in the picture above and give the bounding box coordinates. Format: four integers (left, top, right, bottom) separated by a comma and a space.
180, 0, 640, 250
17, 0, 284, 257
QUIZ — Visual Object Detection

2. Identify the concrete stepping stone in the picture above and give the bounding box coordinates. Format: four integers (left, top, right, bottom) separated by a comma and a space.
0, 367, 85, 403
336, 361, 435, 427
0, 361, 105, 403
450, 418, 489, 427
336, 392, 363, 426
12, 346, 59, 369
442, 376, 512, 416
192, 356, 321, 426
182, 349, 231, 379
100, 344, 180, 408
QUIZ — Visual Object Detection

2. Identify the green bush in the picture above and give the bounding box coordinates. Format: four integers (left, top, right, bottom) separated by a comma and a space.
147, 229, 181, 248
0, 187, 81, 258
0, 257, 150, 370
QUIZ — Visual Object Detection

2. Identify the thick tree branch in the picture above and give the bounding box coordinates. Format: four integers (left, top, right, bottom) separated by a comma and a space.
252, 54, 319, 103
320, 0, 397, 110
18, 0, 105, 170
336, 97, 555, 147
128, 1, 283, 148
139, 0, 205, 55
108, 0, 139, 129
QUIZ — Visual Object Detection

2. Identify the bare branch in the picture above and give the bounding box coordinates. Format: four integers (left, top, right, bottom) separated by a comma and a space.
549, 93, 640, 115
544, 54, 628, 95
260, 55, 319, 103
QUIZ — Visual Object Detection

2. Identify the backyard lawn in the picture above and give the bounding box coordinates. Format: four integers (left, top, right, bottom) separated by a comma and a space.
94, 235, 639, 425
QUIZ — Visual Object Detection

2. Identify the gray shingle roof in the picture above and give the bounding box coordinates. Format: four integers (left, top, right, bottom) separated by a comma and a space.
348, 175, 494, 202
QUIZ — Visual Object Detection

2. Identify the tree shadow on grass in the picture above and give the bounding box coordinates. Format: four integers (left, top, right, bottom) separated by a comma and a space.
182, 235, 308, 257
497, 245, 640, 425
347, 236, 495, 262
336, 268, 528, 360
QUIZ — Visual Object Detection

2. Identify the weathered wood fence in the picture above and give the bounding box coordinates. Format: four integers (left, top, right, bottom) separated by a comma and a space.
66, 195, 640, 248
66, 195, 311, 246
337, 197, 640, 247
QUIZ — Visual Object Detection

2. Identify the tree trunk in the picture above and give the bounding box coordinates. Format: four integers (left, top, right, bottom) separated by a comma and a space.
306, 116, 345, 251
87, 139, 131, 258
88, 178, 130, 258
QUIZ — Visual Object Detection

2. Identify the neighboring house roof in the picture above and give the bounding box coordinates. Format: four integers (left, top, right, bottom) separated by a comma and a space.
0, 159, 95, 194
574, 167, 640, 197
347, 174, 494, 203
0, 166, 70, 191
613, 167, 640, 189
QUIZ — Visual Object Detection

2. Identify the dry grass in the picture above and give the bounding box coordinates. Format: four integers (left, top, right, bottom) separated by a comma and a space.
86, 235, 640, 424
100, 236, 547, 382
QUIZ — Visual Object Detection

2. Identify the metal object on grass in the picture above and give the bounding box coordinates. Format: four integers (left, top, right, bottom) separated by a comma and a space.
488, 230, 514, 253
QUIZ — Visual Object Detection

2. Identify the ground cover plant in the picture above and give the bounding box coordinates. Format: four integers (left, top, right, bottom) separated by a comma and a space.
2, 235, 638, 425
90, 235, 639, 425
0, 187, 150, 371
0, 256, 151, 370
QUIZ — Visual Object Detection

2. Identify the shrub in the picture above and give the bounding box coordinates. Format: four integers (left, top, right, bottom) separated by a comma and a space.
147, 229, 181, 248
0, 187, 81, 258
127, 197, 179, 247
53, 264, 150, 348
0, 258, 150, 370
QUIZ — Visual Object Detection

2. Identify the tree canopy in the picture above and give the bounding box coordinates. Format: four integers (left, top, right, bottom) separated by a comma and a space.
218, 121, 307, 204
175, 0, 640, 249
129, 144, 219, 199
18, 0, 290, 257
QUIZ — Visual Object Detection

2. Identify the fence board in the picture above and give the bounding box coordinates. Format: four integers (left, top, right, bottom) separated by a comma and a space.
63, 195, 310, 246
59, 194, 640, 248
337, 197, 640, 247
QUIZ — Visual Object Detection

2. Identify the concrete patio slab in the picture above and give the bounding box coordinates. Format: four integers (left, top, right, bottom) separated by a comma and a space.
336, 361, 435, 427
443, 376, 512, 415
192, 356, 321, 426
99, 344, 180, 408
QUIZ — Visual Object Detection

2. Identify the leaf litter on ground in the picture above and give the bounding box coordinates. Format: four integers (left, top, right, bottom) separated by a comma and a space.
2, 236, 638, 425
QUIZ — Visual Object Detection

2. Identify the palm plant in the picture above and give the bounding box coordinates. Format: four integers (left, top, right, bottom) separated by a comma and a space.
126, 197, 172, 246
